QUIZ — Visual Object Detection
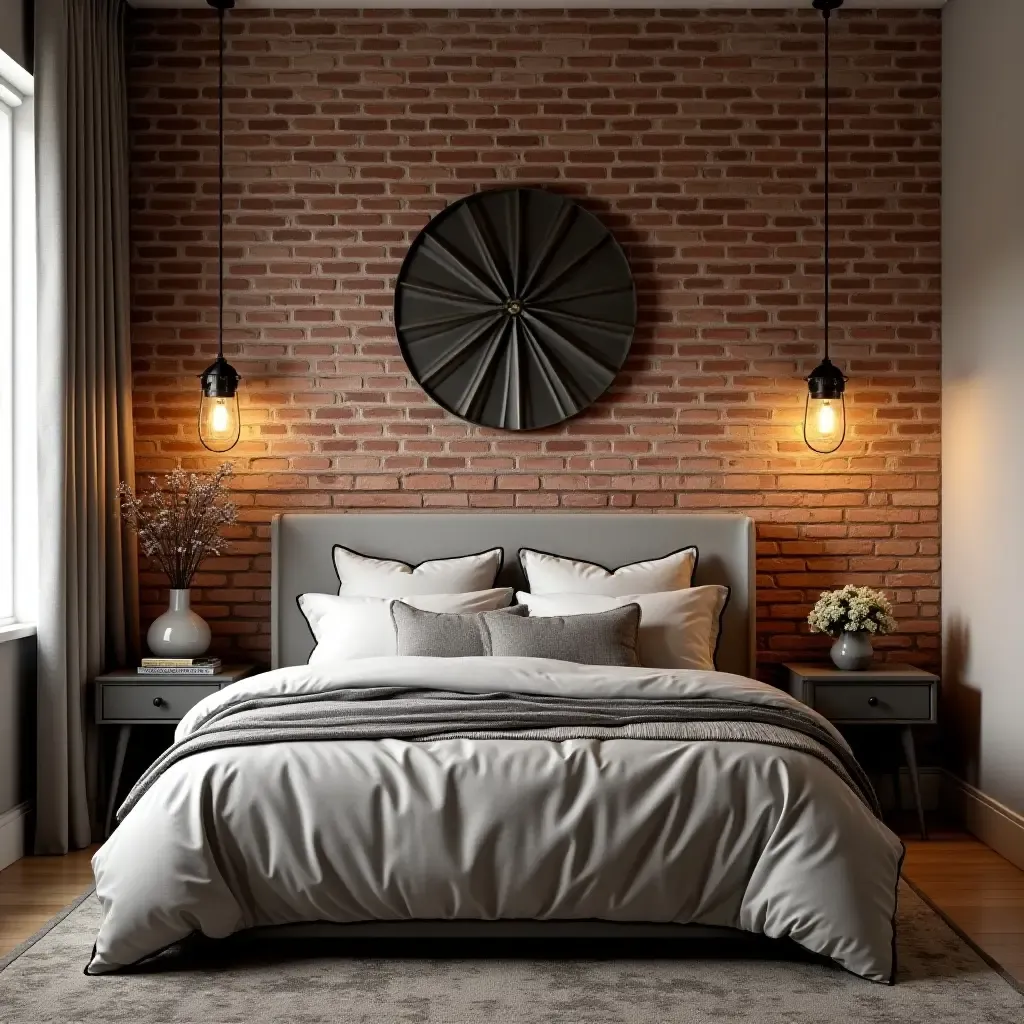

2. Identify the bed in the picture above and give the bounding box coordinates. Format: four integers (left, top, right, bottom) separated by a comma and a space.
88, 513, 905, 982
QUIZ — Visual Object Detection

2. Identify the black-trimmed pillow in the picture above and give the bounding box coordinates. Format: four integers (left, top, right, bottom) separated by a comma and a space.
333, 545, 503, 597
519, 547, 697, 597
391, 601, 642, 667
516, 587, 728, 671
299, 589, 513, 663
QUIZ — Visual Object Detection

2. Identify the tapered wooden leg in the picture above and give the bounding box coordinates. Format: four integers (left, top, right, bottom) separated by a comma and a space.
901, 725, 927, 840
104, 725, 131, 838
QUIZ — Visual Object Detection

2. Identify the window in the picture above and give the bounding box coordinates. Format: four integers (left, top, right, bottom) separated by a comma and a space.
0, 47, 35, 627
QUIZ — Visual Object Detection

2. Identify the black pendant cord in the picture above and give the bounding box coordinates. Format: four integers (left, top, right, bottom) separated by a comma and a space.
217, 3, 225, 362
199, 0, 239, 451
822, 5, 831, 363
805, 0, 845, 448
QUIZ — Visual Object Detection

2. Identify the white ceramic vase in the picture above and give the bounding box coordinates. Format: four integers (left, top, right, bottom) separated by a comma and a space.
830, 630, 873, 671
147, 589, 211, 658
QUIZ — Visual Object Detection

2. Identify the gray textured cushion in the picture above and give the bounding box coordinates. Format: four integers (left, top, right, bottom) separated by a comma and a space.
490, 604, 642, 666
392, 601, 642, 666
391, 603, 528, 657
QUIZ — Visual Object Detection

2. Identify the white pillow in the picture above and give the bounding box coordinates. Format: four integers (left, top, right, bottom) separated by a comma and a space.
519, 547, 697, 596
516, 587, 728, 671
333, 545, 503, 597
300, 589, 514, 664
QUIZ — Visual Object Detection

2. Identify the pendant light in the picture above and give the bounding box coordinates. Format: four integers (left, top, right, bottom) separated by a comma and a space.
199, 0, 241, 453
804, 0, 847, 454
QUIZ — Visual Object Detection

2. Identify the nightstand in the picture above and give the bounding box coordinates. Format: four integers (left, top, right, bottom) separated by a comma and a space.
782, 663, 938, 839
95, 664, 259, 836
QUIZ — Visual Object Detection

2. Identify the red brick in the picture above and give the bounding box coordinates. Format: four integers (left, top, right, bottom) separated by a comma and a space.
129, 8, 941, 676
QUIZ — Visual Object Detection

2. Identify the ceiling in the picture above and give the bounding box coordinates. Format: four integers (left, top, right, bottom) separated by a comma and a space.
130, 1, 947, 10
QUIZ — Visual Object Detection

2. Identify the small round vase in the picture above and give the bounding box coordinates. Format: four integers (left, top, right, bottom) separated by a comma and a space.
147, 589, 211, 658
830, 631, 873, 671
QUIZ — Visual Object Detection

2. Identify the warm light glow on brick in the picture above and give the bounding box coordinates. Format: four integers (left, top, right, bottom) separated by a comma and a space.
128, 9, 942, 672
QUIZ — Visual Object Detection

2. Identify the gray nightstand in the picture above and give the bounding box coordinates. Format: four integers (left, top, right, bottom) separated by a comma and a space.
95, 664, 258, 835
783, 663, 939, 839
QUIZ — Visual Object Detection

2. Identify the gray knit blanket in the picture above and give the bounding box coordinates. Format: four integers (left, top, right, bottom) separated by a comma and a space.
118, 687, 879, 821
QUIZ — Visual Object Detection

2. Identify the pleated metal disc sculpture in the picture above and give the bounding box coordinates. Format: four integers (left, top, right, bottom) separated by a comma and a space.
394, 188, 637, 430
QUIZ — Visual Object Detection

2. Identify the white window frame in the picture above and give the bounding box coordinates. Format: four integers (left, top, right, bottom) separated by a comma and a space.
0, 47, 36, 631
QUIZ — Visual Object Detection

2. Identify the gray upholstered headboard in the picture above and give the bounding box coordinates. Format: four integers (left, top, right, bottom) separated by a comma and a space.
271, 513, 756, 678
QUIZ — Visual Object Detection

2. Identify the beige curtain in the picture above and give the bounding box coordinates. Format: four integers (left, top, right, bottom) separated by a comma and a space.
34, 0, 138, 854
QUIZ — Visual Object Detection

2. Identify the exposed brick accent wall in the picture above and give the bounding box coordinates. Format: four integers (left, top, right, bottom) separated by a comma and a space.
127, 8, 941, 677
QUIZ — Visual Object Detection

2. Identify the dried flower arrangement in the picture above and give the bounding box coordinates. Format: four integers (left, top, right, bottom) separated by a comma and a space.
807, 585, 898, 638
118, 465, 238, 590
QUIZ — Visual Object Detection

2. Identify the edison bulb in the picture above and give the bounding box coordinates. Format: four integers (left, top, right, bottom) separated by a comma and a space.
211, 399, 230, 434
803, 395, 846, 454
817, 400, 836, 437
199, 393, 240, 453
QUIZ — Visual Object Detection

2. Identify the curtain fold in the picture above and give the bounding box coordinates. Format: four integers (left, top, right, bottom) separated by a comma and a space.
34, 0, 138, 854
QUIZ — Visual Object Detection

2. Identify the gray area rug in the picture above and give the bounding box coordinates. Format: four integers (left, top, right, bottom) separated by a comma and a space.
1, 884, 1021, 1023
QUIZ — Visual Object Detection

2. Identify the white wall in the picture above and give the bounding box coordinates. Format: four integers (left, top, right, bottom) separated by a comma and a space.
943, 0, 1024, 815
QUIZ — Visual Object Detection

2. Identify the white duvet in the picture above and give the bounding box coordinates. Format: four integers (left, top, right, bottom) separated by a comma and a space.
88, 657, 905, 981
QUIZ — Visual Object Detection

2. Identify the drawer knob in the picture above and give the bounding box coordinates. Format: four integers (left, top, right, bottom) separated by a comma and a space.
867, 696, 879, 707
153, 696, 167, 708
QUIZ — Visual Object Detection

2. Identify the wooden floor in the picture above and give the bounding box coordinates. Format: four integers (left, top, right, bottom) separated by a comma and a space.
1, 836, 1022, 985
903, 833, 1024, 984
0, 846, 98, 957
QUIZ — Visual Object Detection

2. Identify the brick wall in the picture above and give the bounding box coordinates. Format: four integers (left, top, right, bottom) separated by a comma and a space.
127, 8, 941, 678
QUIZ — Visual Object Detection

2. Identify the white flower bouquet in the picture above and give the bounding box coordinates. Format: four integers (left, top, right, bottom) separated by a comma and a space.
119, 465, 238, 589
807, 585, 897, 638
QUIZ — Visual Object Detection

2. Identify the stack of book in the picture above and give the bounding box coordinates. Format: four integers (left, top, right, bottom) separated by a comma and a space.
137, 657, 222, 676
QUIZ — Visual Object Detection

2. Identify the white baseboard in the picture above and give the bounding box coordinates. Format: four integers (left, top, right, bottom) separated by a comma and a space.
942, 771, 1024, 871
0, 801, 31, 871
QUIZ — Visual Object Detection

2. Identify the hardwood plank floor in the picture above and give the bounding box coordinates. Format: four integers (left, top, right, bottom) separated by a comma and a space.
0, 847, 97, 957
902, 833, 1024, 983
0, 835, 1022, 987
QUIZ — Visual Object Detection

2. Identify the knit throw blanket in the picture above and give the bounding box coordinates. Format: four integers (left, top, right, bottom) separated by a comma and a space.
118, 687, 879, 821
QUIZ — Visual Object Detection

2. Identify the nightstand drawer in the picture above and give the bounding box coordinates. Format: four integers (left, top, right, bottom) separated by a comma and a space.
813, 682, 933, 722
99, 683, 219, 722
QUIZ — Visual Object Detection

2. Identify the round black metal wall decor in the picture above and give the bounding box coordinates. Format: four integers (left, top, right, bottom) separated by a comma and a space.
394, 188, 637, 431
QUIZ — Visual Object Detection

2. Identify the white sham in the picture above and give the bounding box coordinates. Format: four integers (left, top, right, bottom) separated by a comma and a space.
300, 588, 514, 663
333, 545, 503, 597
517, 586, 728, 672
519, 547, 697, 596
